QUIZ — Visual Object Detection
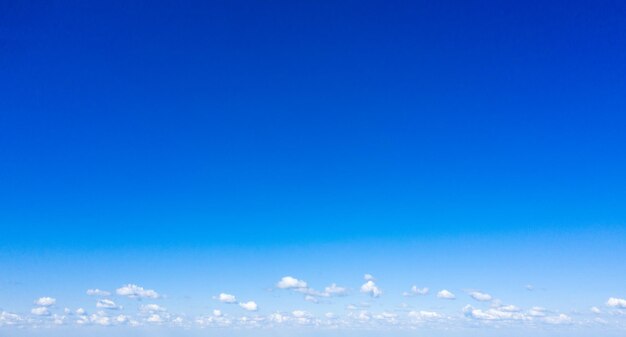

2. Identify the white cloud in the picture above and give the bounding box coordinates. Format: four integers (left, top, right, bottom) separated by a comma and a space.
239, 301, 258, 311
403, 286, 429, 297
268, 312, 288, 323
324, 283, 347, 296
408, 310, 441, 320
469, 291, 493, 302
76, 308, 86, 315
146, 314, 163, 324
116, 284, 160, 299
607, 297, 626, 308
277, 276, 307, 289
116, 315, 129, 324
96, 299, 121, 310
87, 289, 111, 296
525, 284, 534, 291
364, 274, 375, 281
463, 305, 529, 321
437, 289, 455, 299
292, 310, 310, 318
360, 280, 382, 297
35, 297, 56, 307
31, 307, 50, 316
90, 313, 111, 326
0, 311, 22, 326
543, 314, 572, 325
140, 304, 166, 313
528, 306, 547, 317
212, 310, 222, 317
217, 293, 237, 303
591, 306, 602, 314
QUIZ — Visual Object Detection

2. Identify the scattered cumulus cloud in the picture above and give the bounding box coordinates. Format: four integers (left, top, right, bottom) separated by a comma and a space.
528, 307, 547, 317
277, 276, 307, 289
35, 297, 56, 307
360, 280, 382, 297
0, 311, 23, 326
31, 307, 50, 316
140, 304, 166, 313
403, 286, 429, 297
607, 297, 626, 308
217, 293, 237, 303
543, 314, 572, 325
408, 310, 441, 320
437, 290, 455, 300
463, 305, 529, 321
116, 284, 160, 299
96, 299, 121, 310
146, 314, 163, 324
239, 301, 258, 311
87, 289, 111, 296
469, 291, 493, 302
324, 283, 347, 296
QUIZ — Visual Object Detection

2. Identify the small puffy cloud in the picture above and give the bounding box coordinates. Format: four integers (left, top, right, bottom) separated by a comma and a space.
277, 276, 307, 289
96, 299, 121, 310
116, 314, 129, 324
140, 304, 166, 313
364, 274, 375, 281
35, 297, 56, 307
324, 283, 347, 296
90, 313, 112, 326
469, 291, 493, 302
437, 289, 455, 299
239, 301, 258, 311
87, 289, 111, 296
146, 314, 163, 324
360, 280, 382, 297
268, 312, 289, 323
607, 297, 626, 308
591, 306, 602, 314
0, 311, 23, 326
543, 314, 572, 325
116, 284, 159, 299
76, 308, 86, 315
403, 286, 429, 297
31, 307, 50, 316
217, 293, 237, 303
212, 310, 222, 317
292, 310, 310, 318
525, 284, 534, 291
463, 305, 529, 321
408, 310, 441, 320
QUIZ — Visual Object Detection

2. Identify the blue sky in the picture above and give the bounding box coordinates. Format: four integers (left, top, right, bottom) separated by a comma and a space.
1, 0, 626, 336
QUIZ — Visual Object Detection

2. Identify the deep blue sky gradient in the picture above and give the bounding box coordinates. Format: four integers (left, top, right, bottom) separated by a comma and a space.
2, 0, 625, 249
